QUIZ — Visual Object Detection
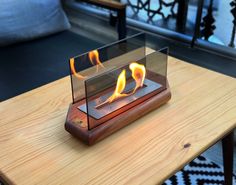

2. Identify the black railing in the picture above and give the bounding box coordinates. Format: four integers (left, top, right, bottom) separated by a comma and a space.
126, 0, 236, 50
192, 0, 236, 48
229, 0, 236, 48
66, 0, 236, 58
127, 0, 189, 32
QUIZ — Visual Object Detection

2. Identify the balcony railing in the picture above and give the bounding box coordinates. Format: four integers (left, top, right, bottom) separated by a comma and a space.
126, 0, 236, 49
65, 0, 236, 59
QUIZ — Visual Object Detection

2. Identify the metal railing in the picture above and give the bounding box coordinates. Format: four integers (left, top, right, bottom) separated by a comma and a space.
126, 0, 236, 55
66, 0, 236, 58
192, 0, 236, 48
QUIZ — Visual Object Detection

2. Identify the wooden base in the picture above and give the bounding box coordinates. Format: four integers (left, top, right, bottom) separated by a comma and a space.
65, 82, 171, 145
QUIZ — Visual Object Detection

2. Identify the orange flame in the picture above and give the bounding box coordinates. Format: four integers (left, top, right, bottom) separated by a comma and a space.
95, 69, 128, 108
107, 69, 128, 102
129, 62, 146, 93
88, 50, 105, 72
70, 50, 105, 80
69, 58, 87, 79
95, 62, 146, 108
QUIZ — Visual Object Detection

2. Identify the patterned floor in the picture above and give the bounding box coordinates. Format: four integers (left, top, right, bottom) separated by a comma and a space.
163, 156, 236, 185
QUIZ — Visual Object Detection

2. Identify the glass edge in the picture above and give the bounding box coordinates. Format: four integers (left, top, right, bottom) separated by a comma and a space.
69, 59, 76, 104
70, 32, 146, 59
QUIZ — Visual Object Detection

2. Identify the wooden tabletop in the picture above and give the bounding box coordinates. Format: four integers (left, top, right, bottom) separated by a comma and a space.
1, 49, 236, 185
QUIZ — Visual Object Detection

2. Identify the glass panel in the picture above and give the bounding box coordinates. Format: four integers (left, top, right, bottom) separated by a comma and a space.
80, 48, 168, 130
146, 47, 168, 88
70, 33, 146, 103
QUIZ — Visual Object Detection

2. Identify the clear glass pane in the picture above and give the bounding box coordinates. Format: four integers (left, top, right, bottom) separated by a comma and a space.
81, 48, 168, 130
70, 33, 146, 103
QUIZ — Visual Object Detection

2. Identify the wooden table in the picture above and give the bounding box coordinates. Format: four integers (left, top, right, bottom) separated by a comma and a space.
0, 50, 235, 185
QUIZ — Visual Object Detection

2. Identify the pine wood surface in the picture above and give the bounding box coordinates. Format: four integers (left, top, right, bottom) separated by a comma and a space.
0, 48, 236, 185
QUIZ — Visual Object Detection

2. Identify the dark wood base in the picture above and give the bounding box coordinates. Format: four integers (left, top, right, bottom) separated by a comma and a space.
65, 82, 171, 145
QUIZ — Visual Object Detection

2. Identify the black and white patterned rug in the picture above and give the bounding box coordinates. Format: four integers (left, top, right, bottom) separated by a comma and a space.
0, 156, 235, 185
163, 156, 236, 185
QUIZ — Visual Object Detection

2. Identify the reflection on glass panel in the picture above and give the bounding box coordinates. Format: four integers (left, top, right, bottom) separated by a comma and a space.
70, 33, 145, 103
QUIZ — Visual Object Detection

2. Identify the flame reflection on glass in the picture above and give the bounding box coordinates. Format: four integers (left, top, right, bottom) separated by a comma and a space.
70, 50, 105, 80
88, 50, 105, 72
70, 58, 87, 79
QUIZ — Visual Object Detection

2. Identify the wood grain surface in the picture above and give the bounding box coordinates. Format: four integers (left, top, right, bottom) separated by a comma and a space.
0, 48, 236, 185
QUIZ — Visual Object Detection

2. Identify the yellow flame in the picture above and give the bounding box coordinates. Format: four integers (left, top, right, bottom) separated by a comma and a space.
95, 62, 146, 108
108, 69, 128, 103
69, 58, 87, 79
70, 50, 105, 80
129, 62, 146, 93
88, 50, 105, 72
95, 69, 128, 108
